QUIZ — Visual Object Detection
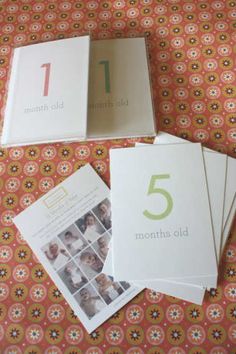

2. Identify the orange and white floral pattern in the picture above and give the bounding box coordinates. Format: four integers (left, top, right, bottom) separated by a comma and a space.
0, 0, 236, 352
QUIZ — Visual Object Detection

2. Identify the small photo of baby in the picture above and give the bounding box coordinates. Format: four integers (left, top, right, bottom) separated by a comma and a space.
75, 247, 104, 280
58, 224, 88, 256
75, 213, 106, 243
74, 284, 105, 319
120, 281, 131, 290
92, 198, 112, 230
91, 233, 110, 262
42, 238, 70, 271
93, 273, 124, 305
58, 260, 87, 294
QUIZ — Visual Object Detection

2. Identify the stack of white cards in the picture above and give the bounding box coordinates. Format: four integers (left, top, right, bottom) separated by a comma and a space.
104, 132, 236, 305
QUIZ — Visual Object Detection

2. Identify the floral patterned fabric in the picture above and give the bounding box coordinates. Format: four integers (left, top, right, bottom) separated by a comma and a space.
0, 0, 236, 353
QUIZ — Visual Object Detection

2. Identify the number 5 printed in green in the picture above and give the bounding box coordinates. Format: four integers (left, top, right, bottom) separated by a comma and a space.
143, 175, 173, 220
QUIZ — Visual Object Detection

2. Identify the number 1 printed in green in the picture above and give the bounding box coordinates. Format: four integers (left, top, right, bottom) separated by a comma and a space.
99, 60, 111, 93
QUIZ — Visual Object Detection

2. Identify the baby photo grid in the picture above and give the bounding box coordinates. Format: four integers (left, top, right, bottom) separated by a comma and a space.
42, 200, 130, 317
14, 164, 142, 333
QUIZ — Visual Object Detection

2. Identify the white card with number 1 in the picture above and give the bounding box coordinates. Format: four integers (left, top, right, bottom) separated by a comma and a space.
2, 36, 90, 147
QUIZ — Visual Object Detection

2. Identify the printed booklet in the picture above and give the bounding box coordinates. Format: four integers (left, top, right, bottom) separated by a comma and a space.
14, 164, 142, 333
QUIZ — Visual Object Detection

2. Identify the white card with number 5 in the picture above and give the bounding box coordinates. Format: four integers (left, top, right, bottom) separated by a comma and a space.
110, 143, 218, 287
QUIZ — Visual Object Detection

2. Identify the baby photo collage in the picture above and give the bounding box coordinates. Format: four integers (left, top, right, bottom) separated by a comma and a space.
41, 198, 130, 320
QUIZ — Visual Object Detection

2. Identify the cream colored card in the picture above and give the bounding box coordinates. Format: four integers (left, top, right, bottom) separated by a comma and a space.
2, 36, 90, 146
110, 143, 218, 287
87, 38, 156, 139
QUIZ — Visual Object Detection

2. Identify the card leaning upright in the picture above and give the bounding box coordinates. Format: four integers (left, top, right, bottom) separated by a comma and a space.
1, 36, 90, 147
87, 37, 156, 139
110, 143, 218, 287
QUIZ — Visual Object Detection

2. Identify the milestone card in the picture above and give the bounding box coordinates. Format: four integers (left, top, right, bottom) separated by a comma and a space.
110, 143, 218, 286
2, 36, 90, 146
87, 37, 156, 139
105, 134, 225, 302
14, 164, 141, 333
105, 134, 226, 301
